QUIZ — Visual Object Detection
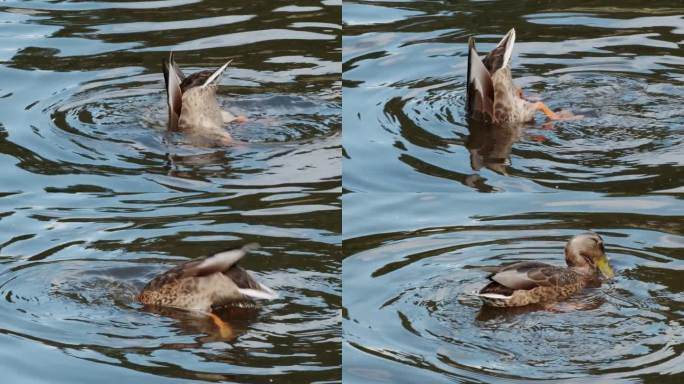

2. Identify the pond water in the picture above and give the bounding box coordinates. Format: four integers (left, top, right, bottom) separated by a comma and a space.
343, 1, 683, 193
343, 193, 683, 383
0, 1, 341, 383
342, 1, 683, 383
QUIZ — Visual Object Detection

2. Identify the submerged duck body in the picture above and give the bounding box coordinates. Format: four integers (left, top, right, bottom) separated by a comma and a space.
478, 233, 615, 307
138, 244, 277, 312
162, 53, 241, 146
467, 28, 562, 124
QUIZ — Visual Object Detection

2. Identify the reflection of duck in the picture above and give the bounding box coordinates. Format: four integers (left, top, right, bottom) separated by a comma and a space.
467, 28, 563, 123
162, 52, 246, 146
466, 119, 522, 175
478, 233, 615, 307
139, 244, 277, 335
144, 304, 260, 341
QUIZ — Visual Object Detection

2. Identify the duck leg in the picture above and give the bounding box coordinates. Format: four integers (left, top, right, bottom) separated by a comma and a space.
534, 101, 584, 121
533, 102, 560, 120
221, 110, 248, 124
207, 312, 235, 339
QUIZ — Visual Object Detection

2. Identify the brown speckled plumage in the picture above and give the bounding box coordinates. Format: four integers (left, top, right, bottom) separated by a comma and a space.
467, 28, 538, 124
162, 53, 238, 145
478, 233, 615, 307
138, 244, 277, 312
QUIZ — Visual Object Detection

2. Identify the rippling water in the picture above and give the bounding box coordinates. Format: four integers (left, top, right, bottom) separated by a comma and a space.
343, 1, 683, 193
0, 1, 340, 382
343, 1, 683, 382
343, 193, 684, 383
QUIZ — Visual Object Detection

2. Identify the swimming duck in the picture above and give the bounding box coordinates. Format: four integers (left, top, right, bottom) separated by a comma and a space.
138, 243, 277, 312
467, 28, 568, 124
478, 233, 615, 307
162, 52, 245, 146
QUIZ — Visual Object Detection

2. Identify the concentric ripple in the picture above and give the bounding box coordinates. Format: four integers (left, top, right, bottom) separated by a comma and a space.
343, 1, 684, 193
0, 1, 340, 383
343, 193, 684, 382
0, 189, 341, 382
389, 73, 684, 192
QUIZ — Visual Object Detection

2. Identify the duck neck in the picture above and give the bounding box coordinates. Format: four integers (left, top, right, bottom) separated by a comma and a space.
570, 266, 601, 286
570, 265, 592, 275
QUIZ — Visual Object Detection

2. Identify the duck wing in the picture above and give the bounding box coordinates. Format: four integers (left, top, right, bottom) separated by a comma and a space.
466, 36, 494, 120
162, 52, 184, 131
184, 243, 277, 300
178, 243, 260, 278
489, 261, 567, 290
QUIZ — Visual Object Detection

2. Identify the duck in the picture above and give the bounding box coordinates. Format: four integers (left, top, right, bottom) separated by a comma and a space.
162, 52, 246, 146
477, 233, 615, 307
467, 28, 573, 124
138, 243, 277, 313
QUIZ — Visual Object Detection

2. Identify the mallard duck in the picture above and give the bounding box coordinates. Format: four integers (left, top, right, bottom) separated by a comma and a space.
467, 28, 566, 123
162, 52, 245, 146
478, 233, 614, 307
138, 243, 277, 312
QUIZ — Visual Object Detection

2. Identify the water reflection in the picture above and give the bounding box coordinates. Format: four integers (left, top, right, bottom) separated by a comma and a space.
0, 1, 340, 382
343, 1, 684, 193
466, 119, 522, 175
343, 193, 684, 382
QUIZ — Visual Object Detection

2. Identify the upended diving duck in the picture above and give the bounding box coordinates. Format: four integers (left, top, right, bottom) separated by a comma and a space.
139, 244, 277, 314
467, 28, 576, 123
478, 233, 615, 307
162, 52, 245, 146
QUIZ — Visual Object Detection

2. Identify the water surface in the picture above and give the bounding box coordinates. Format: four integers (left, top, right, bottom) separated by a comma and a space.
343, 1, 683, 193
343, 193, 683, 383
0, 1, 341, 382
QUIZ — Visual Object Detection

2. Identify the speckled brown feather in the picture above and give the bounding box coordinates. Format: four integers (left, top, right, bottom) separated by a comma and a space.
138, 245, 275, 312
466, 28, 537, 124
479, 262, 586, 307
161, 53, 235, 145
478, 233, 613, 307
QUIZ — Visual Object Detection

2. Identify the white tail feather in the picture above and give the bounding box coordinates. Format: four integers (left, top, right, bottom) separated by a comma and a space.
202, 59, 233, 88
478, 293, 512, 300
501, 28, 516, 69
238, 284, 278, 300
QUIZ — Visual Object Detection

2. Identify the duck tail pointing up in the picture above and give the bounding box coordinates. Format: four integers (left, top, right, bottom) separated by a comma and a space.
238, 283, 278, 300
201, 59, 233, 88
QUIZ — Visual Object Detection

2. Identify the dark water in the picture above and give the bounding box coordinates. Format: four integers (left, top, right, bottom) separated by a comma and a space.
0, 1, 340, 383
342, 1, 683, 383
343, 1, 683, 193
343, 193, 683, 383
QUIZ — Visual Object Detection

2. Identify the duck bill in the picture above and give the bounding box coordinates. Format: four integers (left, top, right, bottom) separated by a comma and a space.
596, 255, 614, 279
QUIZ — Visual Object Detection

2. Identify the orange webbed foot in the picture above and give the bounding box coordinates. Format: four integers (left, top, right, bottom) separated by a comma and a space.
554, 109, 584, 120
534, 102, 583, 121
208, 312, 235, 339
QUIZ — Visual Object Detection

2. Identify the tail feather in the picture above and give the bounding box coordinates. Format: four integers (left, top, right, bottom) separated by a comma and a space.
202, 59, 232, 88
162, 52, 183, 131
238, 283, 278, 300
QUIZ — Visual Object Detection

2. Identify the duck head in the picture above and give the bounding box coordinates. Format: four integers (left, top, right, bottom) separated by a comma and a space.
564, 232, 615, 278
